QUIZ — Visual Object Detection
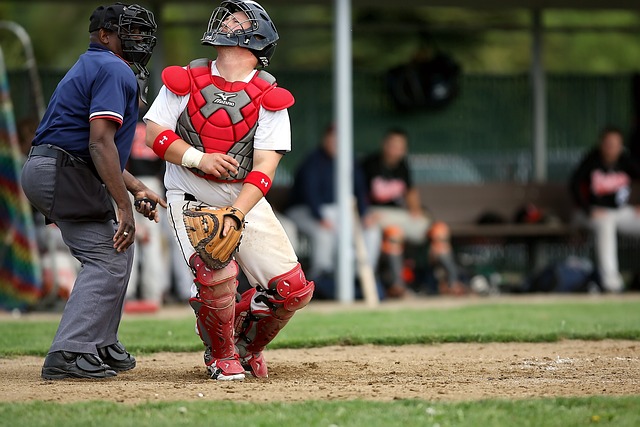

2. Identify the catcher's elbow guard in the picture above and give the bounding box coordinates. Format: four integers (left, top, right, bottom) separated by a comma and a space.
152, 129, 181, 160
244, 171, 272, 196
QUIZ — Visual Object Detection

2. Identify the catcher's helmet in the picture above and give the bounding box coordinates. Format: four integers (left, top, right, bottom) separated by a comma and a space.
201, 0, 279, 68
89, 3, 157, 69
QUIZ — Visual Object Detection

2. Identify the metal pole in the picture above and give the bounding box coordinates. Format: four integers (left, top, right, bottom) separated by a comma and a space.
334, 0, 354, 303
0, 21, 45, 118
531, 9, 547, 183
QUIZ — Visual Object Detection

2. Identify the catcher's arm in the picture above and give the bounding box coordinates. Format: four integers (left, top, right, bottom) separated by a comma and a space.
223, 149, 283, 236
145, 120, 239, 179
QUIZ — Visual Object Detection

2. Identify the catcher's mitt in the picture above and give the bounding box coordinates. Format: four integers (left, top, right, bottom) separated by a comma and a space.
183, 206, 245, 269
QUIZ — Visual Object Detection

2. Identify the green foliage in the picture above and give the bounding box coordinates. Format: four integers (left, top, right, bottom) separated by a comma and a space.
0, 396, 638, 427
1, 300, 638, 357
1, 4, 640, 72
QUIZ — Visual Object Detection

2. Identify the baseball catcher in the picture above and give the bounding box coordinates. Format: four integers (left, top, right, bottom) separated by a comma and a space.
144, 0, 314, 381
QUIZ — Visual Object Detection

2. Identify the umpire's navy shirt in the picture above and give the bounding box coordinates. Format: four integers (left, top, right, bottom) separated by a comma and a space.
33, 43, 138, 171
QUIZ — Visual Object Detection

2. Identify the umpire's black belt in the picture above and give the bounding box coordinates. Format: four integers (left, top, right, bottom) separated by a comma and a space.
29, 144, 66, 160
29, 144, 86, 164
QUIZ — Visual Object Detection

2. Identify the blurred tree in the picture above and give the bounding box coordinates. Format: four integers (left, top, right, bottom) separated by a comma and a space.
0, 4, 639, 74
0, 4, 88, 68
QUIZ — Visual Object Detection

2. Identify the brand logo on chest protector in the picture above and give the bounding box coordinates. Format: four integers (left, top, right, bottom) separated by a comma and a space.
214, 92, 238, 107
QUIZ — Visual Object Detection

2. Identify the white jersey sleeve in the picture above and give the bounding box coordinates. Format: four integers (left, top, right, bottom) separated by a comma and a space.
254, 107, 292, 153
143, 85, 189, 130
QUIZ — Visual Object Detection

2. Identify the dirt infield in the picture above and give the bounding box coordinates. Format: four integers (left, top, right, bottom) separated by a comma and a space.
1, 340, 638, 403
1, 295, 639, 404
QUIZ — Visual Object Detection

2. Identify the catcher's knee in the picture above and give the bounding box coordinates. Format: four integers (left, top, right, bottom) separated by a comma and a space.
263, 263, 314, 312
189, 254, 239, 301
234, 266, 313, 359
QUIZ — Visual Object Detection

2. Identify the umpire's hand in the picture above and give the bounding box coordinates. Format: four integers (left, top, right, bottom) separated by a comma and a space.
133, 190, 168, 223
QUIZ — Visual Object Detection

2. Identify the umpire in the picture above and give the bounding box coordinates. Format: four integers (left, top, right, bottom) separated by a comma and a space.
20, 3, 165, 380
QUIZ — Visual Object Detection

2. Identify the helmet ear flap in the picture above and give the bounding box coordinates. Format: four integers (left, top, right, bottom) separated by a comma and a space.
252, 43, 277, 68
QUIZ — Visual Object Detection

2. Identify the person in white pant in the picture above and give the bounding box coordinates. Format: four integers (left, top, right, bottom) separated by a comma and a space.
570, 126, 640, 292
126, 121, 170, 310
286, 125, 381, 299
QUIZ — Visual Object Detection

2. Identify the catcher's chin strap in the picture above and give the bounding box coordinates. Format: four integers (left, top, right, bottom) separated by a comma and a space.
189, 254, 240, 363
234, 263, 315, 363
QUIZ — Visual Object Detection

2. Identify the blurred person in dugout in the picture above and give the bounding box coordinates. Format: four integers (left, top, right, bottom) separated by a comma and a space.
286, 124, 382, 299
123, 110, 169, 312
361, 128, 464, 297
125, 110, 203, 310
569, 126, 640, 292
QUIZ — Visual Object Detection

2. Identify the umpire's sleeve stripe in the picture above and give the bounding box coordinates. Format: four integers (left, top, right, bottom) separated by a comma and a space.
90, 111, 124, 125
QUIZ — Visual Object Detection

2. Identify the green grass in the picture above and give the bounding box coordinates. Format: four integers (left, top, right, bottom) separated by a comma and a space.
1, 299, 639, 426
0, 299, 638, 357
0, 396, 638, 427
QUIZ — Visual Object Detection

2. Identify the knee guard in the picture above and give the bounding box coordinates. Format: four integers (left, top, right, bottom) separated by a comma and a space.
382, 225, 404, 256
189, 254, 240, 364
379, 225, 406, 292
428, 221, 452, 257
234, 263, 314, 372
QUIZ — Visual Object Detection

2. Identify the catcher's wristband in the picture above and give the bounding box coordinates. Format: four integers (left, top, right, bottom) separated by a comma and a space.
244, 171, 272, 196
181, 147, 205, 169
152, 129, 180, 160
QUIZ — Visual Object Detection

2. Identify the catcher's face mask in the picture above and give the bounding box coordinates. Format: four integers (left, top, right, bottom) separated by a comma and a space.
201, 0, 278, 68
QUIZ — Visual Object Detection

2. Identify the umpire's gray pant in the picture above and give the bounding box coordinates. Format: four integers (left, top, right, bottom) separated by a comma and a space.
21, 155, 134, 355
50, 220, 134, 355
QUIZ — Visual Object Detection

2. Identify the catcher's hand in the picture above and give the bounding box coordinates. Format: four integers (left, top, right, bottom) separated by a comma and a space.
183, 205, 245, 269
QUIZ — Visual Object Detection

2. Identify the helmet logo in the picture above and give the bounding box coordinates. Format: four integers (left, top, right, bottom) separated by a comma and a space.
215, 92, 237, 107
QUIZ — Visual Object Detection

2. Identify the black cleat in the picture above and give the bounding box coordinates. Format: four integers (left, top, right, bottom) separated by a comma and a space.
41, 351, 117, 380
97, 342, 136, 372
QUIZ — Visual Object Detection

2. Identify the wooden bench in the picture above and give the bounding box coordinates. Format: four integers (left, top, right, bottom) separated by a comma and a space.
418, 182, 577, 238
416, 183, 580, 272
266, 182, 578, 244
419, 182, 640, 277
268, 182, 580, 233
267, 182, 640, 273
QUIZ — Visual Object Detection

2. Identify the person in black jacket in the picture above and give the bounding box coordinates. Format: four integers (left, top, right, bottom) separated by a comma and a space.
287, 125, 381, 299
362, 128, 464, 297
569, 126, 640, 292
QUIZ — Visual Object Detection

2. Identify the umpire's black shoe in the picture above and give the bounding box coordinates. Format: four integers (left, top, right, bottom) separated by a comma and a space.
98, 341, 136, 372
41, 351, 117, 380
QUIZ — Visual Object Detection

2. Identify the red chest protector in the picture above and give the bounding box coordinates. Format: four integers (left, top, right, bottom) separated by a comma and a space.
161, 58, 294, 181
